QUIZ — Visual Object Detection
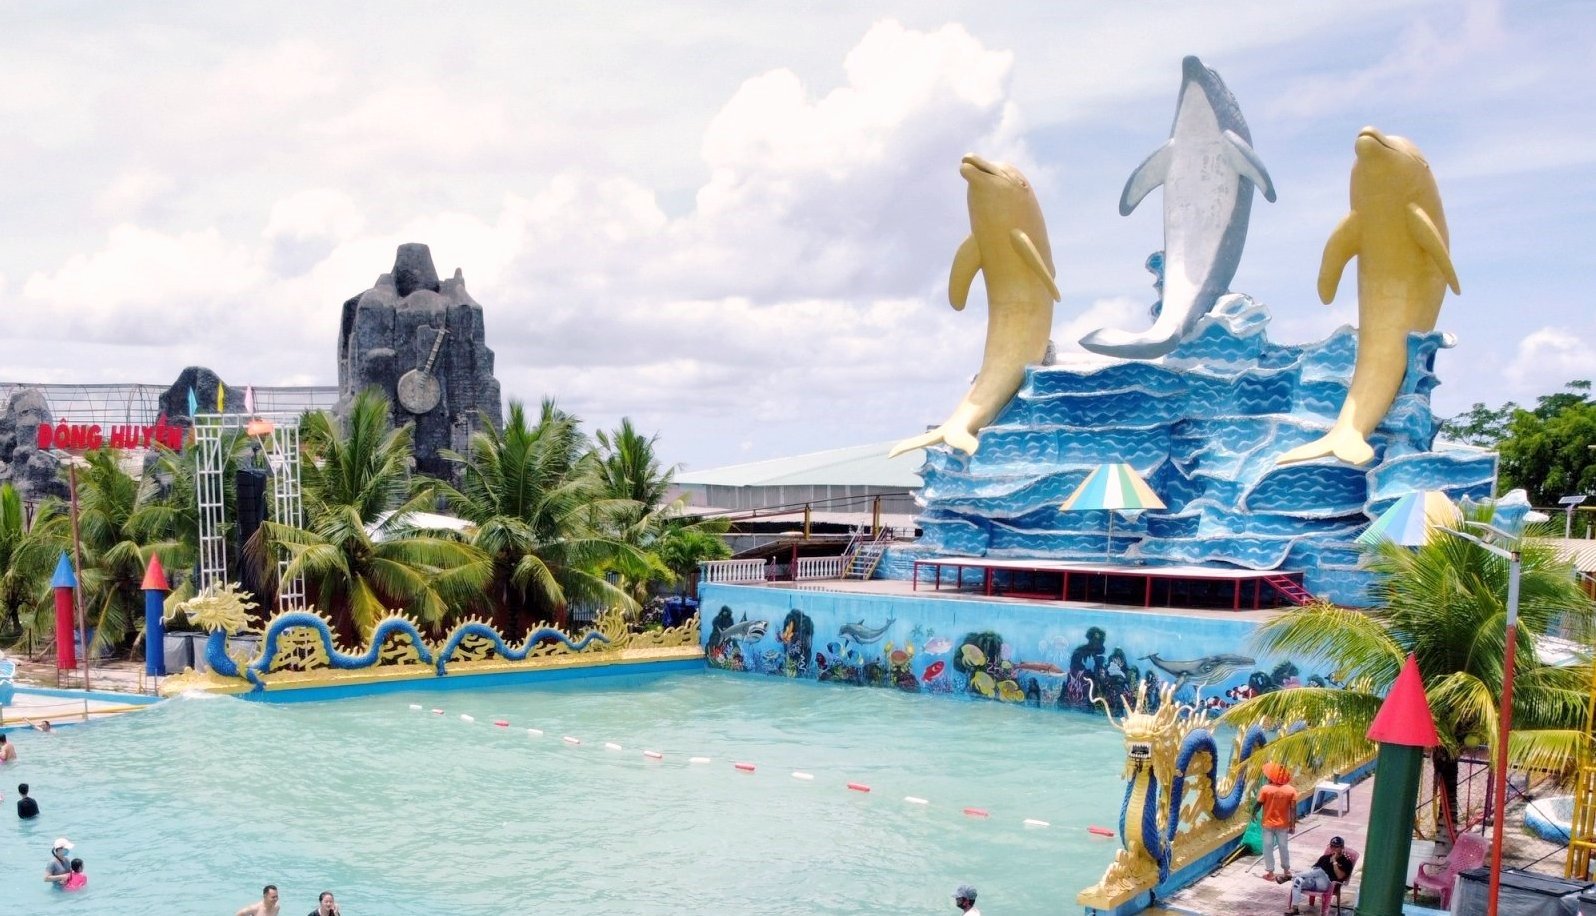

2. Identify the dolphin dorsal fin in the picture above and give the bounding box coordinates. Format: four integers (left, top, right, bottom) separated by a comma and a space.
1119, 142, 1174, 216
949, 234, 981, 311
1220, 129, 1277, 203
1009, 229, 1061, 301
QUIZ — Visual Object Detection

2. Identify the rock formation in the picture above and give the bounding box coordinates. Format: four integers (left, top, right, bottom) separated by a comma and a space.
158, 366, 241, 423
337, 243, 503, 479
0, 388, 67, 501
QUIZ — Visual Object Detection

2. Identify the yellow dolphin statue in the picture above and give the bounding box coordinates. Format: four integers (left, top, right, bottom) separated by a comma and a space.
1277, 127, 1460, 467
890, 155, 1059, 458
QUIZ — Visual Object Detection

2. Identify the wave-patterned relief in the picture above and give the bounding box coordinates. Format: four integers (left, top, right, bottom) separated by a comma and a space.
894, 294, 1497, 605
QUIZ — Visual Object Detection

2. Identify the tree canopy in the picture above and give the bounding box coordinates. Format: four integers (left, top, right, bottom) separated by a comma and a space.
1441, 379, 1596, 507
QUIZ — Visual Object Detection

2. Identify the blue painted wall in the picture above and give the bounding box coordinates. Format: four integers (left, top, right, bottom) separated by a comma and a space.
700, 583, 1329, 715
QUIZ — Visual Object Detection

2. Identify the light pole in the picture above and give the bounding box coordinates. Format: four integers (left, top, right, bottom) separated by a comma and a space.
1560, 494, 1588, 540
1445, 522, 1521, 916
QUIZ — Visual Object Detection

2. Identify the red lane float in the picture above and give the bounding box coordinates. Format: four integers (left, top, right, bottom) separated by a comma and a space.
494, 720, 509, 728
431, 708, 444, 716
962, 807, 989, 818
1088, 825, 1115, 837
734, 762, 756, 773
846, 782, 871, 793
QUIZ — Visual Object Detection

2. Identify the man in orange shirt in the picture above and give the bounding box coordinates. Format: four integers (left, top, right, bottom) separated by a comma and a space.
1258, 761, 1297, 882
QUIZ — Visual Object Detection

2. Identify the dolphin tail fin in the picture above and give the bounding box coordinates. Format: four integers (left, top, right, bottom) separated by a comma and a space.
889, 423, 980, 458
1078, 323, 1184, 359
1276, 426, 1375, 467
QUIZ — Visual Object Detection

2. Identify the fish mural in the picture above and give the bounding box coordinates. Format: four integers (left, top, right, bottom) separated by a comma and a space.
838, 618, 896, 644
702, 602, 1316, 718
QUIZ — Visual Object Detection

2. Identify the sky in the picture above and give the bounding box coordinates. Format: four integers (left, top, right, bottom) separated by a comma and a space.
1, 1, 1592, 472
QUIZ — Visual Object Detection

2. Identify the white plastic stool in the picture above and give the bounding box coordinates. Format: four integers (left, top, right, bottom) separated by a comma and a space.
1312, 780, 1353, 815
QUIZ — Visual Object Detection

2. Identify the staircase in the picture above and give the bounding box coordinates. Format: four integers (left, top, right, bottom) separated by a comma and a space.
1262, 574, 1316, 606
840, 530, 894, 580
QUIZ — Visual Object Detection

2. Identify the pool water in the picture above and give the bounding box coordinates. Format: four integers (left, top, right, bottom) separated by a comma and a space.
1, 671, 1125, 914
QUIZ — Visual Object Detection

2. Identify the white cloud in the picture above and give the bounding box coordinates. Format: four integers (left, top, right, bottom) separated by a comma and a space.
1505, 327, 1596, 393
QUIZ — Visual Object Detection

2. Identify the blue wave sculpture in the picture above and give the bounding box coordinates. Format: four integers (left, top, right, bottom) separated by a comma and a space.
889, 295, 1496, 605
205, 612, 611, 690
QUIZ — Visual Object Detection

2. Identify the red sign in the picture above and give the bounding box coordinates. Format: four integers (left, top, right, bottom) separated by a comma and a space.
37, 415, 184, 452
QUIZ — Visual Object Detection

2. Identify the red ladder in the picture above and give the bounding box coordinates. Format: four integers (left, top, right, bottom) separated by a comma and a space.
1262, 574, 1316, 606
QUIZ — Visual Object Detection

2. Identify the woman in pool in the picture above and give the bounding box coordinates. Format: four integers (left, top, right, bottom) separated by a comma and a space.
0, 733, 15, 763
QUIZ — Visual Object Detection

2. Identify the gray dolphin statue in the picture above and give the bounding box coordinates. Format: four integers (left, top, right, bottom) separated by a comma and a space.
1142, 651, 1255, 685
1080, 56, 1275, 359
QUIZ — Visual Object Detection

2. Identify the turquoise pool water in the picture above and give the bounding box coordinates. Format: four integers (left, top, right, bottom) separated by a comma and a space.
1, 671, 1125, 914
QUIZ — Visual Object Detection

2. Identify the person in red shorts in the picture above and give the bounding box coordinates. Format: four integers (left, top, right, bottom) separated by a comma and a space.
1258, 761, 1298, 882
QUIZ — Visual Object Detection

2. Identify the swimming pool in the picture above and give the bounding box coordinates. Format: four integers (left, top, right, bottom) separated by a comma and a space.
0, 670, 1125, 914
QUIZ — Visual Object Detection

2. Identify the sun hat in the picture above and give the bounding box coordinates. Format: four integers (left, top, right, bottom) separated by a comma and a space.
1263, 761, 1290, 785
953, 884, 978, 901
53, 837, 73, 851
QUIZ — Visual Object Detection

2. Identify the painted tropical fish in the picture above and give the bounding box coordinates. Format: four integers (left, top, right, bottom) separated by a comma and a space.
718, 618, 769, 643
971, 671, 996, 698
922, 660, 946, 682
924, 636, 953, 655
961, 643, 988, 668
1142, 652, 1255, 685
838, 617, 896, 643
997, 679, 1026, 702
1014, 661, 1065, 676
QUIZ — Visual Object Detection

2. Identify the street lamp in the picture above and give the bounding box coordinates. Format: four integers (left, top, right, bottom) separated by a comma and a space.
1559, 494, 1588, 540
1445, 521, 1521, 916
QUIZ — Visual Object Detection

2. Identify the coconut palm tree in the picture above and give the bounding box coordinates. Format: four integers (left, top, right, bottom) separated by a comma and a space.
1222, 527, 1595, 824
265, 389, 490, 638
21, 451, 151, 655
440, 399, 648, 633
0, 483, 53, 640
594, 417, 733, 601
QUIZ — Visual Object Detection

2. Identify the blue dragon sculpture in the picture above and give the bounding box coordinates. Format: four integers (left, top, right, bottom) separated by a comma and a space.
204, 611, 611, 691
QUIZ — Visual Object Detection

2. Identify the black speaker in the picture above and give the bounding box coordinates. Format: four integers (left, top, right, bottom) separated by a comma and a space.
236, 468, 268, 543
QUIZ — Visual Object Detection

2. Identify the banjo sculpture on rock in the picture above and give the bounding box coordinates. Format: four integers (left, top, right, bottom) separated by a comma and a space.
397, 328, 449, 415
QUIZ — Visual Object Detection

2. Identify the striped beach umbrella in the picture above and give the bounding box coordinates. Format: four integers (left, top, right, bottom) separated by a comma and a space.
1060, 463, 1166, 560
1356, 490, 1460, 548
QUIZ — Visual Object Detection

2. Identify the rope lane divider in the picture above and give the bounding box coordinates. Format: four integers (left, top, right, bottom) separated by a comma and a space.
409, 704, 1075, 835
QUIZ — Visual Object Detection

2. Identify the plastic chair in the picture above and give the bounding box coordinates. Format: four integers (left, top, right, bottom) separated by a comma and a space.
1412, 832, 1488, 909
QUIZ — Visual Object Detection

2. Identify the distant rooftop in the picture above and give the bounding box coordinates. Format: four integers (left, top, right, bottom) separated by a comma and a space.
0, 382, 339, 425
676, 441, 924, 489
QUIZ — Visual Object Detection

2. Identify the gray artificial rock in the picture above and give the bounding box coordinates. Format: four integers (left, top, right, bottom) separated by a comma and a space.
0, 387, 67, 501
158, 366, 241, 424
336, 243, 503, 479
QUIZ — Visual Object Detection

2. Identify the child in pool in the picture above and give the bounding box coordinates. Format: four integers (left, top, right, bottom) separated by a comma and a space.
64, 859, 87, 891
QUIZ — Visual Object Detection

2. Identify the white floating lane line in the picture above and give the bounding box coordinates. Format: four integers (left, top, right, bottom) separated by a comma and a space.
459, 714, 475, 723
643, 750, 664, 760
689, 756, 712, 765
791, 771, 815, 781
1023, 818, 1050, 828
604, 742, 623, 752
904, 796, 930, 806
562, 736, 581, 746
526, 728, 544, 737
431, 708, 444, 716
408, 704, 422, 710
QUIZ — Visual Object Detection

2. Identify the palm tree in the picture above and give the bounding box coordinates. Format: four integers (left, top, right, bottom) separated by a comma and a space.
265, 389, 490, 638
440, 399, 647, 633
595, 417, 731, 601
0, 483, 52, 640
23, 451, 151, 656
1222, 528, 1595, 825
